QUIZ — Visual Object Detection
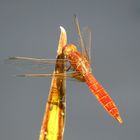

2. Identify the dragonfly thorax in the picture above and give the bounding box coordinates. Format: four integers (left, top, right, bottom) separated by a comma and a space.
63, 44, 77, 56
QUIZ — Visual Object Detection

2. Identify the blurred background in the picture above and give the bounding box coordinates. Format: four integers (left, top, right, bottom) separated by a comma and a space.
0, 0, 140, 140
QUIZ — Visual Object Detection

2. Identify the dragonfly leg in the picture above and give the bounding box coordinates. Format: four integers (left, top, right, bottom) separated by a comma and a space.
65, 63, 76, 72
65, 59, 72, 72
66, 65, 71, 71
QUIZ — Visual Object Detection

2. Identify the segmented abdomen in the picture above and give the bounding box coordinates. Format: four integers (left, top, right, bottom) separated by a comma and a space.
84, 73, 122, 123
67, 50, 122, 123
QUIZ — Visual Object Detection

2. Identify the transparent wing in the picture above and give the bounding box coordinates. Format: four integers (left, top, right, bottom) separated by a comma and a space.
74, 15, 85, 55
5, 56, 78, 72
81, 26, 92, 64
6, 56, 66, 65
74, 15, 92, 64
5, 56, 85, 82
15, 71, 85, 82
4, 56, 64, 73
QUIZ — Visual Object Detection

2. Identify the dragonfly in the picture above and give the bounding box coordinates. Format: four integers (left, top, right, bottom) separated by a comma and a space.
7, 15, 123, 126
63, 15, 123, 123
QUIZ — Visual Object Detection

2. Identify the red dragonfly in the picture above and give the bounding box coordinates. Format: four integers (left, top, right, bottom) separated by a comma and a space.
7, 16, 122, 124
63, 15, 123, 123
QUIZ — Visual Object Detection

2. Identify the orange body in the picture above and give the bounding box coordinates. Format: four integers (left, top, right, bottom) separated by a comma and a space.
84, 73, 122, 123
63, 44, 122, 123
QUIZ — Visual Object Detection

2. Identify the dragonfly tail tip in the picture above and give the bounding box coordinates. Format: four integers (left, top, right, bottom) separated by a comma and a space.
116, 116, 123, 124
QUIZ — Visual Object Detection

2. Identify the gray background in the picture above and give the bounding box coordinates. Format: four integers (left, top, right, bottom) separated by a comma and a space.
0, 0, 140, 140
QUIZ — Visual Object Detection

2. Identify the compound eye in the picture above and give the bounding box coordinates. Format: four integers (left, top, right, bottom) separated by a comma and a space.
71, 44, 77, 51
62, 44, 77, 56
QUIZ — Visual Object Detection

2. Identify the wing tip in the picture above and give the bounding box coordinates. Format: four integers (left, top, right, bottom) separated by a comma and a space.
16, 74, 26, 77
8, 56, 17, 60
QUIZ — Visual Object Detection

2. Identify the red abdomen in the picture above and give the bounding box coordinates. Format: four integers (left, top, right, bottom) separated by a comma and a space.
84, 73, 123, 123
67, 50, 122, 123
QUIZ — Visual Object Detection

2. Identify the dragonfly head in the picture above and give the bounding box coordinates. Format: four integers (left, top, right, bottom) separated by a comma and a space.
63, 44, 77, 56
